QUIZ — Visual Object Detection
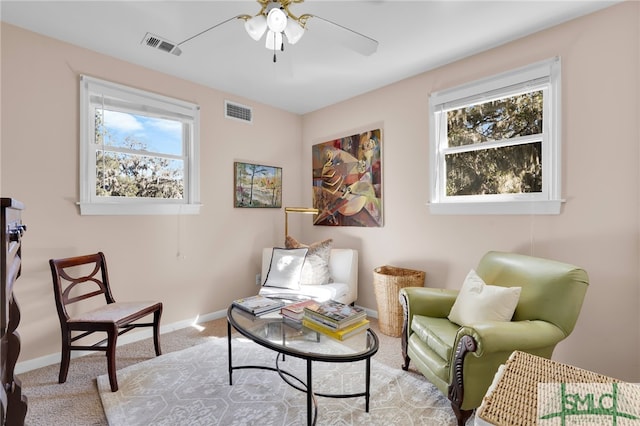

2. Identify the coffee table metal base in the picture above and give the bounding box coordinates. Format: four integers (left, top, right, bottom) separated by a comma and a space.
227, 320, 373, 426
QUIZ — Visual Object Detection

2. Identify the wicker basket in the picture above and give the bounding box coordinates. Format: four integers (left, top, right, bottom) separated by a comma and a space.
373, 265, 425, 337
477, 351, 636, 426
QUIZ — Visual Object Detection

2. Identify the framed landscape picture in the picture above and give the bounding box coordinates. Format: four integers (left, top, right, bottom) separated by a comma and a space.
234, 162, 282, 208
312, 128, 383, 227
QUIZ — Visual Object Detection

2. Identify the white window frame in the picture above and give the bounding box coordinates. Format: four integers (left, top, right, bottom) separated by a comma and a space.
79, 75, 201, 215
428, 57, 562, 215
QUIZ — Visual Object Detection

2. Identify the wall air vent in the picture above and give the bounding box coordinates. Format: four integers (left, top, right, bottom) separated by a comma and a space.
141, 32, 182, 56
225, 100, 253, 124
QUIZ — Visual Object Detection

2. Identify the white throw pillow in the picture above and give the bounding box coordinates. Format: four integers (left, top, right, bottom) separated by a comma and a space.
285, 236, 333, 285
448, 269, 521, 326
263, 248, 308, 290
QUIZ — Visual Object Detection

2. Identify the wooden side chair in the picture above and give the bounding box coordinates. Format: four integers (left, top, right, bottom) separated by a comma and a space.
49, 252, 163, 392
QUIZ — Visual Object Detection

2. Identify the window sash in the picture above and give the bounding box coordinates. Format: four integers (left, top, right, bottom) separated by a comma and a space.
91, 105, 188, 158
79, 75, 201, 215
429, 58, 561, 215
442, 133, 542, 156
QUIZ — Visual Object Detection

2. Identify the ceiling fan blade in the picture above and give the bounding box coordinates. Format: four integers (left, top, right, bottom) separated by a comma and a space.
309, 15, 378, 56
177, 15, 244, 47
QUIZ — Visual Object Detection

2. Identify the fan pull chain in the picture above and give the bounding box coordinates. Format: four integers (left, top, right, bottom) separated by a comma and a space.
273, 32, 277, 62
272, 32, 286, 63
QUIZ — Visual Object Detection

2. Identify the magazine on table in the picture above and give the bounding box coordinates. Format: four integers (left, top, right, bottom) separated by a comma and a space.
232, 295, 284, 315
303, 300, 366, 329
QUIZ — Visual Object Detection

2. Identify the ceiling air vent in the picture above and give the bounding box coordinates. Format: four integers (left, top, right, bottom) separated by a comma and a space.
225, 100, 253, 124
141, 32, 182, 56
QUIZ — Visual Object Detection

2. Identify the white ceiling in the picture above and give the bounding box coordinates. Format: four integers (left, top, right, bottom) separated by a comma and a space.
1, 0, 620, 114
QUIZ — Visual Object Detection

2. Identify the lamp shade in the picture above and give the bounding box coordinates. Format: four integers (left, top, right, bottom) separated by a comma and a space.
266, 8, 287, 33
284, 19, 305, 45
244, 15, 267, 41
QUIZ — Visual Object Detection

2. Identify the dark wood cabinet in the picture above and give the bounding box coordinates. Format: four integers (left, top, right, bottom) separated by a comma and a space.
1, 198, 27, 426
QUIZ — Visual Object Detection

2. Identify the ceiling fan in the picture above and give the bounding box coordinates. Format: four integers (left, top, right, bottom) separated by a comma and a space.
144, 0, 379, 62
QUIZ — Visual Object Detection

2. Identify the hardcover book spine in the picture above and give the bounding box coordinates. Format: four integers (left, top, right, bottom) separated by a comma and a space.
303, 309, 367, 329
302, 318, 369, 341
302, 318, 343, 339
302, 314, 338, 331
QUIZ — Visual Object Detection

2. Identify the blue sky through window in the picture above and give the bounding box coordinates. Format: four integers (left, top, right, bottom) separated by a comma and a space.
102, 109, 182, 156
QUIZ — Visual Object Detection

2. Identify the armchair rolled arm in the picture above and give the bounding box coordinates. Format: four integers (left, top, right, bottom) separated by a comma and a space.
457, 320, 566, 357
400, 287, 459, 319
448, 320, 566, 415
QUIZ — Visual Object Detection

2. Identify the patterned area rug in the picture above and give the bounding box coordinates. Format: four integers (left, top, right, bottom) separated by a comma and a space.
98, 337, 463, 425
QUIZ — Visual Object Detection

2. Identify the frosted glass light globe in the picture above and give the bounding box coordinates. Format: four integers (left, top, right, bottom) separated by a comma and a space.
266, 8, 287, 33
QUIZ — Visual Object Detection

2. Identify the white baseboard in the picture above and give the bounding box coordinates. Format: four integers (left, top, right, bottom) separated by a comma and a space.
361, 306, 378, 319
15, 309, 227, 374
15, 305, 377, 374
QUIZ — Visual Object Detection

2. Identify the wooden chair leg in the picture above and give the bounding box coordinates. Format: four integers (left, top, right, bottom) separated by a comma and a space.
106, 327, 119, 392
448, 335, 478, 426
452, 404, 473, 426
400, 292, 411, 371
58, 330, 71, 384
153, 307, 162, 356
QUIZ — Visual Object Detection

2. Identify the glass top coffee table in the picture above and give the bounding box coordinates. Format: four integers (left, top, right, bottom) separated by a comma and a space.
227, 298, 379, 426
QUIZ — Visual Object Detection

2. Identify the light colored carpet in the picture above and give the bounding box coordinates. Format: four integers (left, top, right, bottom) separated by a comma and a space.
20, 317, 474, 425
98, 336, 461, 426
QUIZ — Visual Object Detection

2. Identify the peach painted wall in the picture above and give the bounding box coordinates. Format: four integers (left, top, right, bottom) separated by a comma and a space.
1, 23, 303, 363
1, 1, 639, 382
301, 2, 640, 381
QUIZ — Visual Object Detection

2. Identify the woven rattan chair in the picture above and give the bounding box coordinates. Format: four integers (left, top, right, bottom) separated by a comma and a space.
49, 252, 162, 392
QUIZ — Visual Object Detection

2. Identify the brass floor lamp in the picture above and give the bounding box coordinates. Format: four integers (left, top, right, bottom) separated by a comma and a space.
284, 207, 319, 240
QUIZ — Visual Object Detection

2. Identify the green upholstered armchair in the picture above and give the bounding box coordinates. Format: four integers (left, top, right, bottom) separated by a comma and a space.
399, 251, 589, 426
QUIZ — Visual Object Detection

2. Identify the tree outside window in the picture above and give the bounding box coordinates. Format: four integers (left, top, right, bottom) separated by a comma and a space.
79, 75, 200, 215
429, 58, 562, 215
94, 110, 185, 199
445, 91, 543, 196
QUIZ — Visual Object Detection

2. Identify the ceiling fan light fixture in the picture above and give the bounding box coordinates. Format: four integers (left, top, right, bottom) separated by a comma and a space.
284, 19, 305, 45
244, 15, 267, 41
265, 30, 283, 51
266, 8, 287, 33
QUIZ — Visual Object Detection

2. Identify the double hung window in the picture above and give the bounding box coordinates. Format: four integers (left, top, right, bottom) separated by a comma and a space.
429, 58, 562, 214
79, 75, 201, 215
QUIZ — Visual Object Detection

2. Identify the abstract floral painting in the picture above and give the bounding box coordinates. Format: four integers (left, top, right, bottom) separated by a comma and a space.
312, 128, 382, 227
234, 162, 282, 208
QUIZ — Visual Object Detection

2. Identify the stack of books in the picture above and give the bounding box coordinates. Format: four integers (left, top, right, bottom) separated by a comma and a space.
281, 299, 319, 322
232, 295, 284, 315
302, 300, 369, 341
